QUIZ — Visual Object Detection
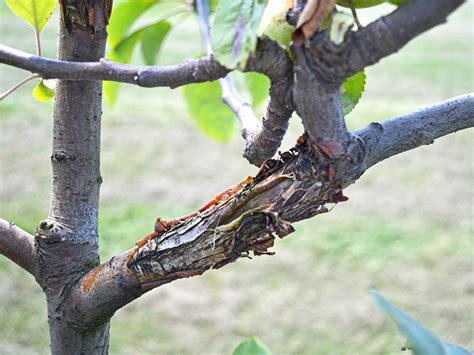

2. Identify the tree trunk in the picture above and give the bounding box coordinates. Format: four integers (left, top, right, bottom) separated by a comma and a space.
33, 1, 111, 353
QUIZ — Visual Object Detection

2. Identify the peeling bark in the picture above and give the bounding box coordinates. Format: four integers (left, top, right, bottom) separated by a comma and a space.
0, 0, 472, 352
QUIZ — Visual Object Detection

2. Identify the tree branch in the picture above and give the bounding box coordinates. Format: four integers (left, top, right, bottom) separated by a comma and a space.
195, 0, 262, 156
0, 44, 229, 89
302, 0, 466, 84
244, 38, 295, 166
196, 0, 294, 166
67, 95, 473, 327
0, 38, 294, 166
356, 94, 474, 169
0, 218, 37, 276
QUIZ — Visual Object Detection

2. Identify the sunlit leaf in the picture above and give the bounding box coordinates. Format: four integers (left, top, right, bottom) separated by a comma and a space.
341, 70, 365, 115
233, 336, 271, 355
105, 20, 171, 105
371, 290, 471, 355
211, 0, 267, 69
258, 0, 294, 48
103, 81, 121, 107
389, 0, 410, 5
5, 0, 56, 32
329, 12, 354, 45
104, 30, 143, 106
140, 21, 172, 65
244, 72, 270, 106
182, 81, 236, 142
32, 80, 54, 102
107, 0, 158, 48
208, 0, 220, 12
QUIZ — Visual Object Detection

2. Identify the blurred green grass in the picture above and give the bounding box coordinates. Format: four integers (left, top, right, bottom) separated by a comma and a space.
1, 2, 473, 354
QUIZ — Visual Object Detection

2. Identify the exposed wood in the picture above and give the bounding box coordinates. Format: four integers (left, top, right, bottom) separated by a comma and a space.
68, 94, 473, 326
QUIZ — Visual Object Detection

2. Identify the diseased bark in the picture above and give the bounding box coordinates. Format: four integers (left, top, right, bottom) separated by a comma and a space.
32, 1, 112, 353
0, 0, 472, 352
66, 94, 473, 326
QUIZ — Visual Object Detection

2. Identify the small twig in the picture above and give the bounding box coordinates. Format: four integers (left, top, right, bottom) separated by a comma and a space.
35, 30, 42, 57
195, 0, 260, 139
30, 0, 42, 56
348, 0, 363, 29
0, 74, 40, 101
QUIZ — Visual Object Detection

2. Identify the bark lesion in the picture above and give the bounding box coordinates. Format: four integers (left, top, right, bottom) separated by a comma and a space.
0, 0, 472, 347
128, 134, 365, 284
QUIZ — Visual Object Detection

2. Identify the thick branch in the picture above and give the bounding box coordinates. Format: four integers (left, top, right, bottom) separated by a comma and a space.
244, 38, 295, 166
303, 0, 465, 83
0, 218, 37, 276
356, 94, 474, 169
67, 95, 473, 326
288, 0, 464, 155
292, 42, 349, 146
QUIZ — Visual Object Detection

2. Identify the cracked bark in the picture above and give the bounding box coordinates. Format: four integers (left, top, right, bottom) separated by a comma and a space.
0, 0, 472, 351
66, 93, 473, 325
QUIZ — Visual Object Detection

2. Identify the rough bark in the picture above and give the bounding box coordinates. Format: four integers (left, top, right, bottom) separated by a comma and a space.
66, 94, 473, 325
32, 1, 112, 353
0, 0, 472, 352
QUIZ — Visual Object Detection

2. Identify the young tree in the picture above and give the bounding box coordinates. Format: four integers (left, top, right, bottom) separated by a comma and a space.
0, 0, 472, 353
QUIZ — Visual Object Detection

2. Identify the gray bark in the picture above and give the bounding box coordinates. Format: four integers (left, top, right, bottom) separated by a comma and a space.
0, 0, 471, 353
32, 1, 112, 353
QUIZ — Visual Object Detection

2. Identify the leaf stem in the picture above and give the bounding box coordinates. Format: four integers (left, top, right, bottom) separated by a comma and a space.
0, 74, 40, 101
35, 30, 42, 57
31, 0, 42, 56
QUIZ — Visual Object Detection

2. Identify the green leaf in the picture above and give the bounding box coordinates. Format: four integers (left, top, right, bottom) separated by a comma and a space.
389, 0, 410, 5
140, 21, 172, 65
103, 81, 121, 107
341, 70, 365, 115
371, 290, 471, 355
329, 12, 354, 45
233, 336, 271, 355
244, 72, 270, 106
211, 0, 268, 69
105, 20, 171, 105
107, 0, 158, 49
182, 81, 236, 142
208, 0, 220, 12
32, 80, 54, 102
5, 0, 56, 32
104, 30, 143, 106
257, 0, 294, 48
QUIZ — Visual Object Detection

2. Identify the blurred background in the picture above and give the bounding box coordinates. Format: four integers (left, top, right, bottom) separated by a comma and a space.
0, 2, 473, 354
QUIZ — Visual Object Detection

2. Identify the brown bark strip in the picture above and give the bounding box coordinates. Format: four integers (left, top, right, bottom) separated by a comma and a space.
294, 0, 337, 42
68, 93, 473, 327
